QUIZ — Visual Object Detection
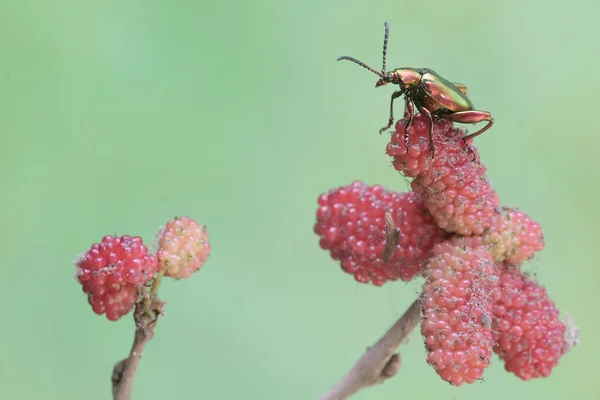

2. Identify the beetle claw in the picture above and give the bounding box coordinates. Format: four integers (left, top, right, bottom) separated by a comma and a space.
463, 140, 478, 163
403, 129, 411, 153
429, 143, 435, 158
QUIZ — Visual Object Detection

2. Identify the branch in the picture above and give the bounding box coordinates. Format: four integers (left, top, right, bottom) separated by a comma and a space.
111, 298, 165, 400
319, 298, 422, 400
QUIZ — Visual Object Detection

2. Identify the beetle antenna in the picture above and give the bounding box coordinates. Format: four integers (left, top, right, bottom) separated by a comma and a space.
337, 56, 384, 78
382, 22, 389, 74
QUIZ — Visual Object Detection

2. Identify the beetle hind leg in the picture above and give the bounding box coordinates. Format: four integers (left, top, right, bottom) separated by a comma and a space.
443, 110, 493, 161
443, 110, 494, 142
462, 117, 494, 142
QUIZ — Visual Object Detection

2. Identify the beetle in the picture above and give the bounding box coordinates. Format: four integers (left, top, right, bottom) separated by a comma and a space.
338, 22, 494, 156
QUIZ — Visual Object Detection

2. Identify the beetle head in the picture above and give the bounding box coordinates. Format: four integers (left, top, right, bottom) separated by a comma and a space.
375, 73, 393, 88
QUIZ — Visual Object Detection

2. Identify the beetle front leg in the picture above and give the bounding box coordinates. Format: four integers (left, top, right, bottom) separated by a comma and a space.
403, 99, 414, 152
443, 110, 494, 142
379, 90, 404, 134
416, 106, 435, 156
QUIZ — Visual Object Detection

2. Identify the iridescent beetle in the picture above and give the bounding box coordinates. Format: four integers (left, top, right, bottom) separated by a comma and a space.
338, 22, 494, 155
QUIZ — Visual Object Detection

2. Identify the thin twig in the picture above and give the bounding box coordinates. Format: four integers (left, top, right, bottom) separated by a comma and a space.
111, 318, 154, 399
382, 213, 400, 263
112, 281, 166, 400
319, 298, 422, 400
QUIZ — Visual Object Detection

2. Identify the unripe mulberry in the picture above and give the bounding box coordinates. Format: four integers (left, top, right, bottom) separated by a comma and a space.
483, 208, 544, 265
156, 216, 210, 279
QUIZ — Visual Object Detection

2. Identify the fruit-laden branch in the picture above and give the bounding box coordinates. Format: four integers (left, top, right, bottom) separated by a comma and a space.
319, 298, 422, 400
74, 217, 211, 400
318, 212, 422, 399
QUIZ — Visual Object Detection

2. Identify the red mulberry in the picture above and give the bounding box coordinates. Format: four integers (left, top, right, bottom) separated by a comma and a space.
492, 265, 566, 380
386, 113, 500, 235
315, 181, 448, 285
75, 235, 158, 321
421, 237, 500, 385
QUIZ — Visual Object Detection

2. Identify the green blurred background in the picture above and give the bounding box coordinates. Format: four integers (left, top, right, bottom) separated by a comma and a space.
1, 0, 598, 398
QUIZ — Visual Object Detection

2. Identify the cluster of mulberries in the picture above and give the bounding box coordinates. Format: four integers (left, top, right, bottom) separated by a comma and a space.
314, 113, 575, 385
74, 216, 210, 321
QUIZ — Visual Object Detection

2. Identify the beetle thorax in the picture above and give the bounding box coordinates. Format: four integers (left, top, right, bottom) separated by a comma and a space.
391, 68, 422, 90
